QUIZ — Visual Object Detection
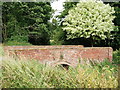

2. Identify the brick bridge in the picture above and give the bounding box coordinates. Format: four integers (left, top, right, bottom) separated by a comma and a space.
4, 45, 113, 68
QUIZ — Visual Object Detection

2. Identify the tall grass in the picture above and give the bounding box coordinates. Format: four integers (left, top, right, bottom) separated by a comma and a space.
1, 58, 118, 88
0, 44, 3, 88
0, 45, 118, 88
0, 44, 3, 56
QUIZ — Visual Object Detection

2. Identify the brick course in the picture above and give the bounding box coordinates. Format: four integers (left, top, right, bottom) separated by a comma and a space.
4, 45, 113, 67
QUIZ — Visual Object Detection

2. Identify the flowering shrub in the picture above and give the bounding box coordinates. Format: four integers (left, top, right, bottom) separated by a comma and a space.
63, 0, 115, 41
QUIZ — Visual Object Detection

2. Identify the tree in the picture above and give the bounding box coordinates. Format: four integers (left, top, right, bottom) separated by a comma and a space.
62, 0, 115, 46
107, 2, 120, 50
57, 1, 78, 23
2, 2, 52, 45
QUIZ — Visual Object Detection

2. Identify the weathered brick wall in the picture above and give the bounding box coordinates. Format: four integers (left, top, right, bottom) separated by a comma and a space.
4, 45, 84, 50
4, 45, 113, 67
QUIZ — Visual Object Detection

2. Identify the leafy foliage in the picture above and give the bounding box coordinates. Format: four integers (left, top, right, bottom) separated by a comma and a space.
2, 2, 52, 45
50, 27, 65, 45
63, 0, 115, 45
57, 2, 78, 22
49, 19, 66, 45
113, 48, 120, 64
109, 2, 120, 50
59, 1, 120, 49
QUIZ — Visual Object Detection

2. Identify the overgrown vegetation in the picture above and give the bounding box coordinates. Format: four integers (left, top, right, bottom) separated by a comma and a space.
1, 57, 118, 88
1, 1, 119, 88
0, 43, 119, 88
113, 48, 120, 64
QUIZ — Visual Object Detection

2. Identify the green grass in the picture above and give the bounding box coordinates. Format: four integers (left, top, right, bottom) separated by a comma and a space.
1, 58, 118, 88
4, 41, 32, 46
0, 44, 3, 56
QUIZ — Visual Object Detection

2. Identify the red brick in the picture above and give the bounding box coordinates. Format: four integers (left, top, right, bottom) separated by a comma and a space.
4, 46, 113, 66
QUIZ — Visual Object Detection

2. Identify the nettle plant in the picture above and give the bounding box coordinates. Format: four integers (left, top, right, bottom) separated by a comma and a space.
63, 0, 115, 46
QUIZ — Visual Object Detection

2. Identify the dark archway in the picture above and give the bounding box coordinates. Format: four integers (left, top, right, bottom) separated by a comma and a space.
61, 64, 69, 70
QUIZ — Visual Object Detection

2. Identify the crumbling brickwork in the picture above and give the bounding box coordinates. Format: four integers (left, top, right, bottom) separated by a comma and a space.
4, 45, 113, 67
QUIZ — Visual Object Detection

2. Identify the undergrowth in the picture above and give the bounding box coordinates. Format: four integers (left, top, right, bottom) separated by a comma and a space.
113, 48, 120, 64
0, 45, 118, 88
1, 57, 118, 88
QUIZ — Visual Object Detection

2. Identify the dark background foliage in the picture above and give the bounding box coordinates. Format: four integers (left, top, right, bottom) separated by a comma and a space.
2, 2, 52, 45
1, 1, 120, 50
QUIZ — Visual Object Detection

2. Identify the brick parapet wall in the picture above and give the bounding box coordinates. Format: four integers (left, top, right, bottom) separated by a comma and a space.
4, 45, 84, 50
4, 46, 113, 67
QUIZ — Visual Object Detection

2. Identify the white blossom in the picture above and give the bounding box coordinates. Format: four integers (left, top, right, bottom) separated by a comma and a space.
63, 0, 115, 40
